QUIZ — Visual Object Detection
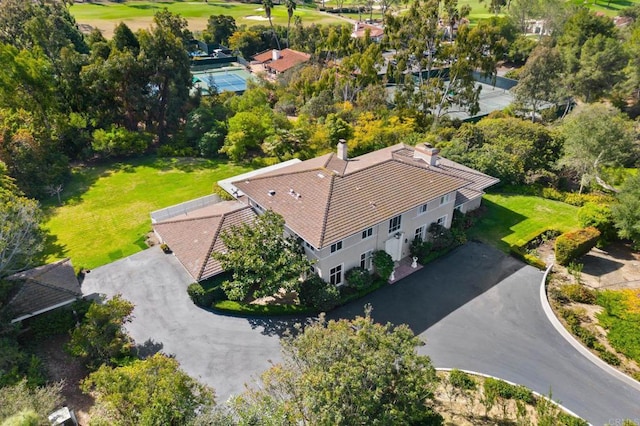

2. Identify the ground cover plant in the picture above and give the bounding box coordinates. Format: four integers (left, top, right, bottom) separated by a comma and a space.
597, 289, 640, 367
42, 156, 252, 270
467, 193, 581, 253
69, 1, 345, 37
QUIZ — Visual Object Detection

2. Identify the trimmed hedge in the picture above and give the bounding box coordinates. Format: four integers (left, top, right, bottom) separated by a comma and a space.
554, 227, 600, 265
345, 267, 373, 290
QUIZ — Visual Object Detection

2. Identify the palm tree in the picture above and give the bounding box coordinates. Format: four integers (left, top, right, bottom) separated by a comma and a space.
285, 0, 297, 48
263, 0, 282, 50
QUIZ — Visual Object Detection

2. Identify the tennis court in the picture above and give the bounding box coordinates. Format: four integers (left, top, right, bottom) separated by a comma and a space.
192, 67, 255, 94
446, 82, 515, 121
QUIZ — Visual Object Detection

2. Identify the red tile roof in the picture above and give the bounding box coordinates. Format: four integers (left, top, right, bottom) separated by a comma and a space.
253, 49, 311, 73
233, 144, 491, 249
153, 201, 256, 281
352, 23, 384, 39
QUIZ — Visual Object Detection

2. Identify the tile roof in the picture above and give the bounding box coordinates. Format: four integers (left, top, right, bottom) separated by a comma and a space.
6, 258, 81, 322
253, 49, 311, 73
233, 143, 489, 248
153, 201, 256, 281
352, 23, 384, 39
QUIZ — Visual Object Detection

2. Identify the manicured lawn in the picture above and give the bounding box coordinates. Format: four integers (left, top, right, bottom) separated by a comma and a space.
69, 1, 346, 38
468, 193, 581, 252
42, 156, 252, 270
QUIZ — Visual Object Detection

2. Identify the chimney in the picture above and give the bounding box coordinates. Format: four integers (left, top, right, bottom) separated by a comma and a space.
413, 142, 440, 166
272, 49, 281, 61
337, 139, 348, 161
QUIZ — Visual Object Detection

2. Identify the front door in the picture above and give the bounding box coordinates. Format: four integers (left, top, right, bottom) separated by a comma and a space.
384, 233, 403, 261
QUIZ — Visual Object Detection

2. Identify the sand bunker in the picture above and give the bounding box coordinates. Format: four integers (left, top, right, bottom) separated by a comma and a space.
245, 15, 269, 21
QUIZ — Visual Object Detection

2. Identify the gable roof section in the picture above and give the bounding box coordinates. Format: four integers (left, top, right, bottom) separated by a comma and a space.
234, 144, 472, 248
6, 258, 81, 322
153, 201, 256, 281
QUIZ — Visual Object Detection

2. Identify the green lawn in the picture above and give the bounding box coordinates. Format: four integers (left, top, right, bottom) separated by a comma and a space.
69, 1, 347, 37
468, 193, 581, 252
42, 157, 252, 270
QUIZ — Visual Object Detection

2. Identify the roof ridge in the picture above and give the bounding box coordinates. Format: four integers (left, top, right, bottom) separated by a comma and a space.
155, 212, 229, 225
318, 174, 336, 248
199, 213, 228, 282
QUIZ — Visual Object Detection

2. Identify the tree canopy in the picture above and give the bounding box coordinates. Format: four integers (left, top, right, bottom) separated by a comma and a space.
229, 307, 443, 425
82, 353, 214, 426
213, 210, 312, 301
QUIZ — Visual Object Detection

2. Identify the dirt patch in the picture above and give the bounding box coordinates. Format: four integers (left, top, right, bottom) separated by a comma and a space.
33, 335, 93, 426
251, 288, 298, 305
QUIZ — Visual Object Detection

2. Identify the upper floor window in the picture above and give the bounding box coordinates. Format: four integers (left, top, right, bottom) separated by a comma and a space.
362, 227, 373, 239
418, 203, 428, 215
388, 215, 402, 233
330, 240, 343, 253
305, 241, 315, 251
440, 194, 450, 205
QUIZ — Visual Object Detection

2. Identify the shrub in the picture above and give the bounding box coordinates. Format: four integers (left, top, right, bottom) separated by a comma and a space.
187, 283, 207, 306
92, 127, 152, 157
298, 275, 340, 312
597, 349, 621, 366
428, 223, 455, 251
554, 227, 600, 265
345, 267, 373, 290
578, 202, 617, 245
559, 284, 596, 304
449, 369, 476, 391
372, 251, 394, 281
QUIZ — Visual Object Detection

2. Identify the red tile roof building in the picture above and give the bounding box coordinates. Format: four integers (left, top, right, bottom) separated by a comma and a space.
252, 49, 311, 75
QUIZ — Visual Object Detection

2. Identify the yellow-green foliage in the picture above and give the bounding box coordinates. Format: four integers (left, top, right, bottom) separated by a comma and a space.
555, 227, 600, 265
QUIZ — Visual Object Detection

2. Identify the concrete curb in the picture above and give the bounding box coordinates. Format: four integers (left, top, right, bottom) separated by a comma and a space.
539, 264, 640, 393
436, 368, 589, 425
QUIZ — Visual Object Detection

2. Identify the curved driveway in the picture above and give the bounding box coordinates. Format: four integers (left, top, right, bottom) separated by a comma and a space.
82, 243, 640, 425
331, 242, 640, 425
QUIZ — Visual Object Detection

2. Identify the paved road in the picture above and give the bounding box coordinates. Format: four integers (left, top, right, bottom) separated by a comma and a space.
81, 246, 293, 402
82, 243, 640, 424
331, 242, 640, 426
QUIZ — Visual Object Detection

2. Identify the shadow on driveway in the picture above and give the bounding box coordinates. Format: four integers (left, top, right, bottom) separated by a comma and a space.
329, 241, 526, 335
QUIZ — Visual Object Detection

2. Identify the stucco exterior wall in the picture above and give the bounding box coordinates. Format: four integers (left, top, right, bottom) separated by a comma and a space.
459, 196, 482, 214
310, 190, 457, 284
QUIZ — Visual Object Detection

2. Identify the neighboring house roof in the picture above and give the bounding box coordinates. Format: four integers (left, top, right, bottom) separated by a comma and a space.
5, 258, 81, 323
253, 49, 311, 73
234, 143, 496, 249
352, 22, 384, 39
153, 201, 256, 281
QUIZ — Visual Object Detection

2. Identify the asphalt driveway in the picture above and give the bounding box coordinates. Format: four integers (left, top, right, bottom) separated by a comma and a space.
81, 246, 291, 402
82, 243, 640, 424
331, 242, 640, 425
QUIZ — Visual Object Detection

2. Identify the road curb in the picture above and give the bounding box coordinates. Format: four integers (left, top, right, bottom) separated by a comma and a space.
539, 264, 640, 393
436, 368, 589, 425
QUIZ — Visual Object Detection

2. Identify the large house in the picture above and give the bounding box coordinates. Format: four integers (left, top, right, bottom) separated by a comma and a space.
153, 142, 498, 284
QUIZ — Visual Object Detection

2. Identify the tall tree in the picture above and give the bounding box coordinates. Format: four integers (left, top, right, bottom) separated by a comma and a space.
212, 210, 312, 301
560, 103, 638, 193
285, 0, 297, 48
230, 308, 443, 425
0, 163, 43, 278
82, 353, 214, 426
572, 34, 628, 102
611, 174, 640, 248
138, 10, 193, 144
512, 44, 564, 120
204, 15, 237, 46
263, 0, 282, 51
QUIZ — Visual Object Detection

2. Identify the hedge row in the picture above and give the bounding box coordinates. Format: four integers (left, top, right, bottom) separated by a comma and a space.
554, 227, 601, 266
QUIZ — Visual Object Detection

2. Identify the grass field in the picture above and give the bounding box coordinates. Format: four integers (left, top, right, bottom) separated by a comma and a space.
69, 0, 348, 38
468, 193, 581, 251
42, 157, 252, 270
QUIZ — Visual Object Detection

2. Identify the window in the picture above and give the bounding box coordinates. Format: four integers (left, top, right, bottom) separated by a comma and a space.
362, 227, 373, 239
330, 240, 343, 253
440, 194, 450, 205
360, 251, 373, 270
305, 241, 315, 251
418, 203, 428, 215
330, 265, 343, 286
414, 226, 425, 241
388, 215, 402, 233
437, 215, 447, 226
